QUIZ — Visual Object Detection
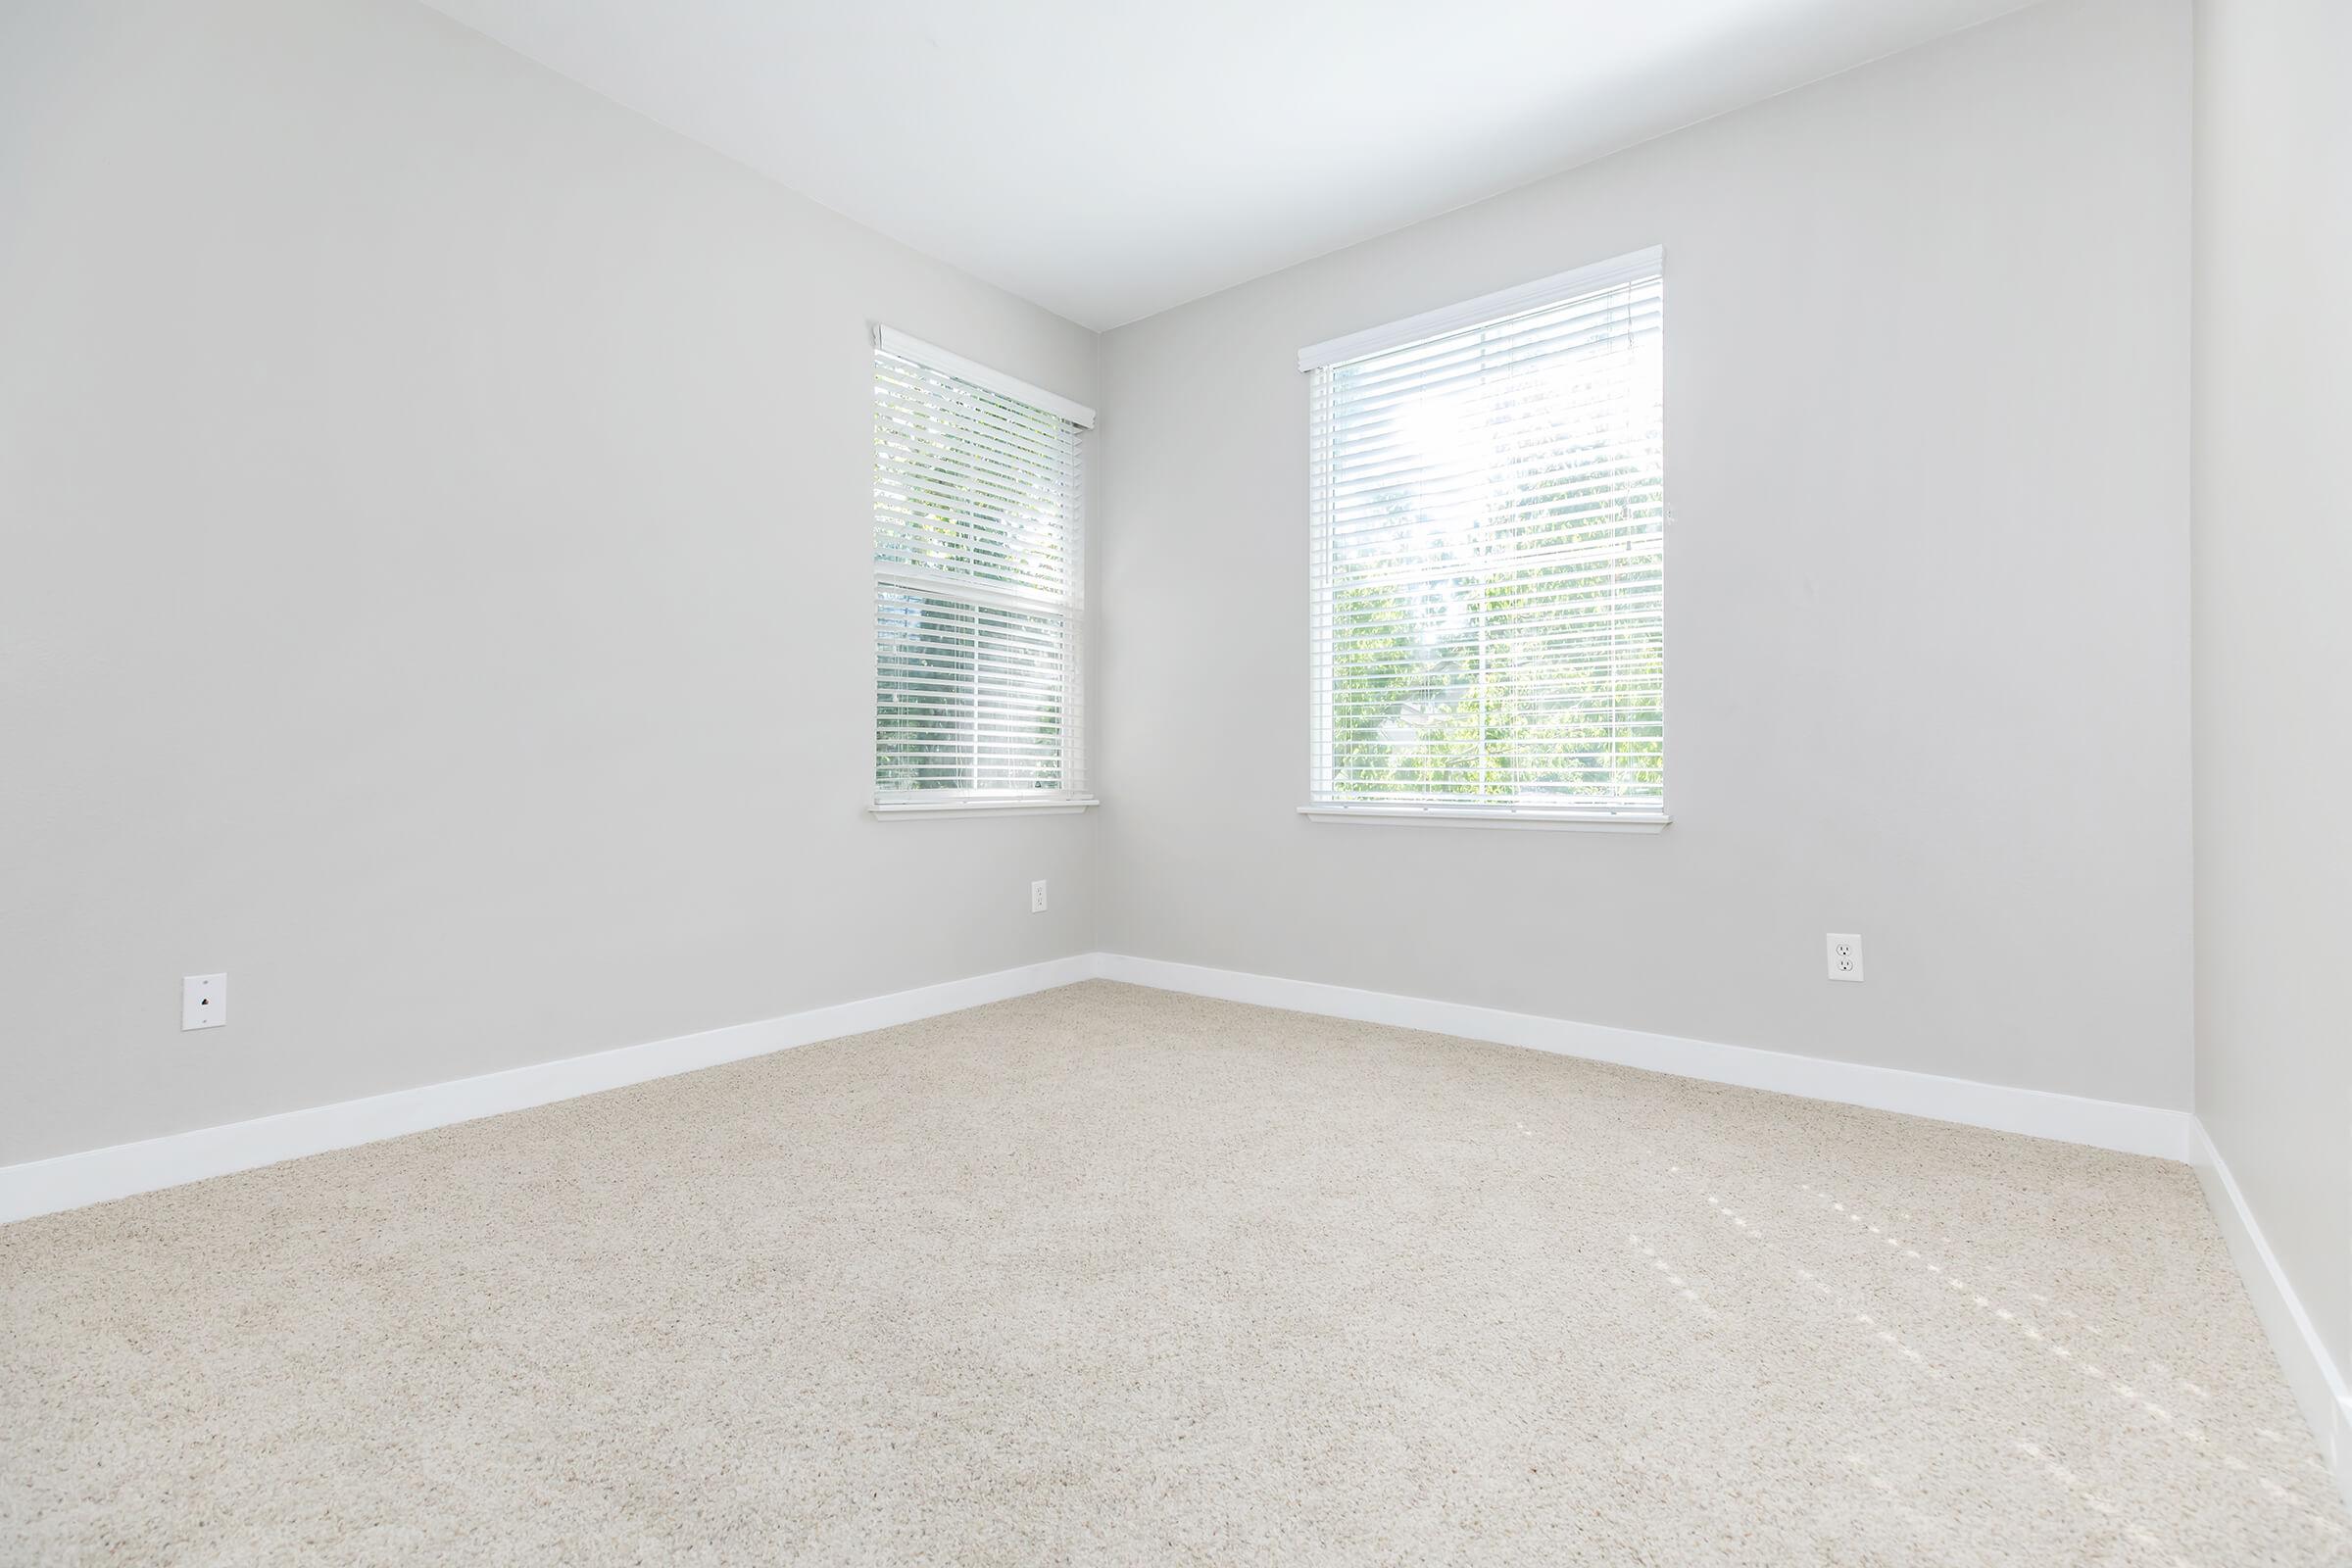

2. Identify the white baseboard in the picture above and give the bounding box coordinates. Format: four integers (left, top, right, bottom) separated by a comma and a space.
0, 949, 2202, 1218
2191, 1122, 2352, 1510
10, 947, 2340, 1506
1094, 954, 2197, 1162
4, 935, 2344, 1523
0, 954, 1096, 1226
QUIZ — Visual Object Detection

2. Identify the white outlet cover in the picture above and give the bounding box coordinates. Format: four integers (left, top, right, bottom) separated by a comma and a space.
1826, 934, 1864, 983
1030, 879, 1049, 913
182, 973, 227, 1029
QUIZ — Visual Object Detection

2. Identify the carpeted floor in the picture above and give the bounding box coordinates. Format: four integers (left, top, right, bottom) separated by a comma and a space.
3, 981, 2346, 1566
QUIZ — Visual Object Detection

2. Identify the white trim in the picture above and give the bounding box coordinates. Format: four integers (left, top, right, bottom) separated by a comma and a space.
1093, 954, 2195, 1162
15, 947, 2339, 1514
872, 325, 1096, 429
1298, 245, 1665, 372
868, 798, 1100, 820
33, 946, 2340, 1509
2190, 1122, 2352, 1510
1301, 805, 1668, 833
6, 953, 2200, 1228
0, 956, 1095, 1226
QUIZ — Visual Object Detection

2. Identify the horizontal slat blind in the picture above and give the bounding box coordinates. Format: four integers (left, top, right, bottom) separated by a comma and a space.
873, 337, 1086, 802
1307, 263, 1665, 817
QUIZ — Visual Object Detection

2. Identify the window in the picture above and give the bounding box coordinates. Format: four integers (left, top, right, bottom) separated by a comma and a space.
869, 328, 1094, 817
1300, 248, 1667, 829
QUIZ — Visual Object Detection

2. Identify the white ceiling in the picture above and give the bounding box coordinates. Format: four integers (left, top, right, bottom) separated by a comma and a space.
418, 0, 2038, 330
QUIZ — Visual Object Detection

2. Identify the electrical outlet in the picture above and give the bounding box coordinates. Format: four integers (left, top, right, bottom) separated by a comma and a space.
182, 973, 227, 1029
1030, 879, 1049, 913
1826, 934, 1864, 983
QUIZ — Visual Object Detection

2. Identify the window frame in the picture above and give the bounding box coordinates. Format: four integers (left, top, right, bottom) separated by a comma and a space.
1298, 248, 1670, 833
867, 326, 1098, 820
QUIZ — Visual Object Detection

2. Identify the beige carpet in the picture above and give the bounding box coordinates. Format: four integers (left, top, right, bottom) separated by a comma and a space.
3, 981, 2346, 1566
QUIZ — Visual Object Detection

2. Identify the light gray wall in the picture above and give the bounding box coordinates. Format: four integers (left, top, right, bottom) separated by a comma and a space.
2192, 0, 2352, 1380
0, 0, 1099, 1164
1095, 0, 2193, 1109
1, 0, 2209, 1173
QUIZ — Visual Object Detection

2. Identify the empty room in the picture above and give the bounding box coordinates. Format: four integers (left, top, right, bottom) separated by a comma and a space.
3, 0, 2347, 1561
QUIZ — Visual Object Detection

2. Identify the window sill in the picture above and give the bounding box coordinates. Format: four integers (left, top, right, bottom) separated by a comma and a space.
869, 798, 1101, 820
1298, 805, 1669, 833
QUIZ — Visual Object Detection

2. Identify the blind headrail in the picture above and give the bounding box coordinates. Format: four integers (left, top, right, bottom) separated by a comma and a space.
874, 325, 1097, 429
1297, 246, 1664, 373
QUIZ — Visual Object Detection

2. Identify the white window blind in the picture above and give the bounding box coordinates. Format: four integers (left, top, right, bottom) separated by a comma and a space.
1302, 249, 1666, 825
871, 328, 1092, 812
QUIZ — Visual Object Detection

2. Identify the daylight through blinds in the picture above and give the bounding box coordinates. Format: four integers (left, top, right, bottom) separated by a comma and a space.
1306, 257, 1665, 817
872, 335, 1087, 803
